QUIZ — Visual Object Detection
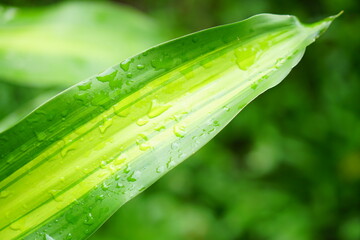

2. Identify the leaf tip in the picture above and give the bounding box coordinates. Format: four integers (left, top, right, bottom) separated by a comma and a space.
306, 11, 342, 41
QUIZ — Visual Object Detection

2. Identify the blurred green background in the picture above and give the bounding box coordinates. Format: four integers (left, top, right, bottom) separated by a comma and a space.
0, 0, 359, 239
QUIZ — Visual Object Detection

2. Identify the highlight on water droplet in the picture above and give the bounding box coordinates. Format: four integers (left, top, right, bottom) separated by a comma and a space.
44, 234, 56, 240
66, 233, 73, 240
136, 64, 145, 70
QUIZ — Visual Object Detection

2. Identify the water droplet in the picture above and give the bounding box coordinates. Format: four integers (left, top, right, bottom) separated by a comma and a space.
171, 142, 180, 150
44, 234, 55, 240
234, 46, 259, 70
113, 105, 130, 117
77, 81, 92, 91
192, 36, 199, 43
96, 195, 105, 200
101, 182, 109, 191
136, 118, 148, 126
120, 59, 131, 71
136, 64, 145, 70
35, 131, 47, 141
126, 72, 133, 78
61, 147, 74, 158
139, 143, 151, 151
100, 161, 107, 169
99, 117, 113, 134
251, 82, 258, 90
10, 221, 24, 231
66, 233, 73, 240
148, 100, 171, 118
155, 125, 166, 131
0, 190, 10, 198
223, 106, 230, 112
48, 189, 61, 199
84, 213, 94, 225
150, 57, 170, 70
97, 69, 118, 82
166, 159, 176, 168
74, 92, 89, 102
116, 182, 124, 188
275, 57, 286, 68
127, 170, 141, 182
156, 166, 165, 174
173, 125, 186, 138
114, 153, 127, 166
222, 32, 238, 43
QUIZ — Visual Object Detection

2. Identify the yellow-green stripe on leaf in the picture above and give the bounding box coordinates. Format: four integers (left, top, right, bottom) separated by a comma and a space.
0, 13, 339, 240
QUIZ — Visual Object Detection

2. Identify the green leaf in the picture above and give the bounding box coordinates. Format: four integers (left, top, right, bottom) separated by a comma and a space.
0, 89, 58, 132
0, 1, 168, 87
0, 13, 338, 240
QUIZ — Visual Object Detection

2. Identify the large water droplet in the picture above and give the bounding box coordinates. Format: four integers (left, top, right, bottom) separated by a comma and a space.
120, 59, 131, 71
148, 100, 171, 118
234, 47, 259, 70
97, 69, 118, 82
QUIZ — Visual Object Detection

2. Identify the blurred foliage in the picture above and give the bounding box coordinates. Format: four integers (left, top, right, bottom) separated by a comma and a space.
0, 0, 359, 239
